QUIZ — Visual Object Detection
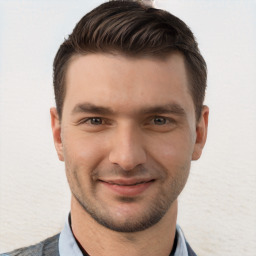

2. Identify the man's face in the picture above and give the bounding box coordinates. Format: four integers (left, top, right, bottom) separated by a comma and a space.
51, 53, 208, 232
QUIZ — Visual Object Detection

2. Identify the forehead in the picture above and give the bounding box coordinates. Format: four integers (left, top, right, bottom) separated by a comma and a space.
63, 53, 194, 116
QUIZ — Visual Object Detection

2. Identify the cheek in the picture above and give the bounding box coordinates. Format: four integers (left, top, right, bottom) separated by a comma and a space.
62, 133, 109, 195
148, 132, 195, 165
62, 131, 107, 170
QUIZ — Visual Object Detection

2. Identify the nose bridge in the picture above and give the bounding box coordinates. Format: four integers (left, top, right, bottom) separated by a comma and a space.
109, 122, 146, 170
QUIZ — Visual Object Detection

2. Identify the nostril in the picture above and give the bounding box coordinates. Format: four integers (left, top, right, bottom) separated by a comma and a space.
109, 151, 146, 171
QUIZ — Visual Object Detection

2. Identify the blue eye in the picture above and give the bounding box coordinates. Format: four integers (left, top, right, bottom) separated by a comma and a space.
153, 117, 167, 125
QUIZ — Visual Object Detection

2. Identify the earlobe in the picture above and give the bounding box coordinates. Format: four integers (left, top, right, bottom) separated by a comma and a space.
192, 106, 209, 160
50, 107, 64, 161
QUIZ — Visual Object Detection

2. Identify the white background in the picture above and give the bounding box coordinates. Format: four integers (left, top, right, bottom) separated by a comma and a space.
0, 1, 256, 255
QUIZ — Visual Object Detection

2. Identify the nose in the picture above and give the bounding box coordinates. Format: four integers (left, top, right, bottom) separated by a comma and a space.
109, 124, 147, 170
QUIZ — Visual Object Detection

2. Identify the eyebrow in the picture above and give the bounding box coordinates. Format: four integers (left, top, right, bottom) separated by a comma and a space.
72, 103, 114, 115
141, 104, 186, 116
71, 102, 186, 117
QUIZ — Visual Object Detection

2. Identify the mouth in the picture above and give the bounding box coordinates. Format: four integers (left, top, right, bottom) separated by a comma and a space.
99, 179, 155, 196
103, 180, 154, 186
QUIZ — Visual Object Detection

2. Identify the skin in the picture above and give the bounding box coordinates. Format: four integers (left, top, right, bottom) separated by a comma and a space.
51, 52, 209, 256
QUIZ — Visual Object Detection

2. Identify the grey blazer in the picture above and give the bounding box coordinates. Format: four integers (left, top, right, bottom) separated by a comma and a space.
1, 233, 197, 256
1, 234, 60, 256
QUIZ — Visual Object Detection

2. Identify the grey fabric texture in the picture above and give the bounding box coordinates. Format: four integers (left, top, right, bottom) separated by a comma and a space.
1, 234, 60, 256
1, 233, 197, 256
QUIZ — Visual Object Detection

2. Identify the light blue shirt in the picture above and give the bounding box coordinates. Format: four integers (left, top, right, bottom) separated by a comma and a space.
59, 216, 188, 256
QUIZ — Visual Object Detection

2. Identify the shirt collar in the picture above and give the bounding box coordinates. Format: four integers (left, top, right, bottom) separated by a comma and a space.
59, 215, 83, 256
59, 215, 188, 256
174, 225, 189, 256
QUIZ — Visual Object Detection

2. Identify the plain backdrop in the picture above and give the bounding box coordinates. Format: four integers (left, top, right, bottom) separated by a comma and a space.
0, 1, 256, 255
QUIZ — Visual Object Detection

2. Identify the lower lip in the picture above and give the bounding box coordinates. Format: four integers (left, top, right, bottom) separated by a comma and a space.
101, 181, 154, 197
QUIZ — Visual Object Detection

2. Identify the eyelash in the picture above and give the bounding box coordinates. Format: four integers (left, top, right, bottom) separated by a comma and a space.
149, 116, 174, 125
79, 117, 106, 125
79, 116, 175, 126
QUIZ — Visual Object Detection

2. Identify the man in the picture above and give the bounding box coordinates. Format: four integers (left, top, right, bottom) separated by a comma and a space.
2, 0, 208, 255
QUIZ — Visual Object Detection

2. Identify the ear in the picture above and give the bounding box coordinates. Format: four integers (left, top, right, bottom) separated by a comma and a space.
192, 106, 209, 160
50, 107, 64, 161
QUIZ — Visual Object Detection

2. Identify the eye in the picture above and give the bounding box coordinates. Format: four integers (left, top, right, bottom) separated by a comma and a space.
78, 117, 105, 126
153, 117, 167, 125
76, 117, 111, 132
145, 116, 177, 132
85, 117, 103, 125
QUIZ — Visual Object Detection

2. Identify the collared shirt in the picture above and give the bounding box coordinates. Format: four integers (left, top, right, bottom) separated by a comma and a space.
59, 216, 188, 256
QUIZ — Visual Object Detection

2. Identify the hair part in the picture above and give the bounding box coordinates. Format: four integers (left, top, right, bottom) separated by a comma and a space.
53, 0, 207, 121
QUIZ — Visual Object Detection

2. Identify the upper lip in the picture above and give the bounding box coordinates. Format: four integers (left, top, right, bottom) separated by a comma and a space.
99, 178, 155, 186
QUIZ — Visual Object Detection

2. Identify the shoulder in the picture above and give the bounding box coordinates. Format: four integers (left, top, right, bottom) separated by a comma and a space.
1, 233, 60, 256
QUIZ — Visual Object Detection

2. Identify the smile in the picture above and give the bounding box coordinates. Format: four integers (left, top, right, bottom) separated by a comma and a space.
104, 180, 153, 186
99, 179, 155, 197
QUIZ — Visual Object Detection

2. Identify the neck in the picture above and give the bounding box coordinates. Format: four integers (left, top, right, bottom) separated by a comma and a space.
71, 196, 178, 256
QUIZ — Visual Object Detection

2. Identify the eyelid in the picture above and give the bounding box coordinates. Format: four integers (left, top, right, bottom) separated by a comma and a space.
76, 115, 176, 127
78, 117, 105, 125
147, 115, 175, 124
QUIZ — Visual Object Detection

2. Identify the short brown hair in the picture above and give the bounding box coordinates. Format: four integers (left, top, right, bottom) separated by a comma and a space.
53, 0, 207, 121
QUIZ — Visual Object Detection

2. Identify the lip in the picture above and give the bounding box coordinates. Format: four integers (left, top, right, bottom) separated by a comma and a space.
99, 179, 155, 197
